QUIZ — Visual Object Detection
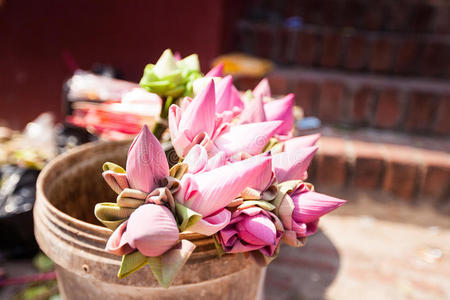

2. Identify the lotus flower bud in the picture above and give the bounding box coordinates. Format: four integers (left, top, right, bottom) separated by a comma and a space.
126, 204, 179, 257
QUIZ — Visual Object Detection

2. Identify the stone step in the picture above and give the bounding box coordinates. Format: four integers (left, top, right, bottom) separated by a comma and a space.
237, 21, 450, 79
234, 67, 450, 135
303, 127, 450, 204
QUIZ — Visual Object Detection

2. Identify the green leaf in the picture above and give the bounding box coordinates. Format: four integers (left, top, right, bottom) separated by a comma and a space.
148, 240, 196, 288
175, 202, 202, 232
118, 251, 149, 278
102, 162, 125, 173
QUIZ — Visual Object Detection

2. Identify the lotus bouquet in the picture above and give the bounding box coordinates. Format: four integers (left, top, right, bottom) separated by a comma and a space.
94, 50, 345, 288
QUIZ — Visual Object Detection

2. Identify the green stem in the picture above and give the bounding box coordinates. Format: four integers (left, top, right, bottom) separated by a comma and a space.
151, 96, 174, 140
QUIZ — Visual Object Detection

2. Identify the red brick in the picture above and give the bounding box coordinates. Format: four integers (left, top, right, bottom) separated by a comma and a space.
394, 39, 419, 75
350, 87, 373, 125
344, 35, 368, 70
420, 149, 450, 199
352, 141, 384, 189
320, 32, 342, 68
293, 80, 318, 116
433, 6, 450, 35
318, 81, 346, 123
420, 43, 447, 77
374, 89, 402, 128
385, 1, 410, 31
369, 38, 394, 73
382, 144, 421, 200
268, 75, 288, 96
295, 29, 319, 66
319, 0, 342, 27
316, 137, 347, 186
433, 95, 450, 135
404, 92, 438, 132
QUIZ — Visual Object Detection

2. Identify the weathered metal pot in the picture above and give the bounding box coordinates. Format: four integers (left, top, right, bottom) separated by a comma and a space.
34, 140, 266, 300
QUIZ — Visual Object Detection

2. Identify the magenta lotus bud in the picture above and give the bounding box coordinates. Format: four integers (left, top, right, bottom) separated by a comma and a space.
291, 191, 346, 224
263, 93, 294, 135
236, 213, 276, 246
126, 125, 169, 193
126, 204, 179, 257
253, 78, 271, 99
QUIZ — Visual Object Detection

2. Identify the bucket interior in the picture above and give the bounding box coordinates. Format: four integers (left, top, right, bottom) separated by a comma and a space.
42, 141, 129, 225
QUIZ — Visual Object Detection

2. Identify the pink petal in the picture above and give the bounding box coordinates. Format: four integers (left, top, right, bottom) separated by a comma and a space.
187, 209, 231, 235
284, 133, 321, 152
253, 78, 271, 99
178, 79, 216, 140
126, 125, 169, 193
264, 94, 294, 135
215, 75, 234, 113
205, 63, 224, 77
214, 121, 283, 157
291, 191, 346, 224
176, 155, 272, 216
272, 146, 318, 182
102, 171, 129, 194
184, 144, 208, 174
126, 204, 179, 257
239, 96, 267, 124
206, 151, 227, 170
105, 221, 134, 256
230, 86, 244, 111
236, 213, 276, 246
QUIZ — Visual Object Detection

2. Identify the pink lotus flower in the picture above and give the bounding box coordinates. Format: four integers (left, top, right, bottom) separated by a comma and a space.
217, 206, 283, 256
103, 125, 178, 257
106, 204, 179, 257
275, 182, 345, 246
263, 94, 294, 136
270, 133, 321, 154
214, 121, 283, 157
169, 80, 283, 159
169, 80, 216, 158
183, 144, 226, 174
215, 75, 244, 115
271, 146, 318, 182
253, 78, 271, 100
175, 155, 273, 235
240, 93, 294, 136
205, 63, 224, 77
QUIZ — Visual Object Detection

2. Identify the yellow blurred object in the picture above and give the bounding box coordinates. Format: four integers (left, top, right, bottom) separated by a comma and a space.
211, 53, 273, 77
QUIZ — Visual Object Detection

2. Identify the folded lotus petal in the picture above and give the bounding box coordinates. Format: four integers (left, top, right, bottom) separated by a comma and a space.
272, 146, 318, 182
169, 163, 189, 180
94, 203, 136, 230
102, 171, 129, 194
253, 78, 271, 99
236, 213, 276, 245
176, 155, 272, 216
230, 86, 244, 111
214, 121, 283, 157
178, 79, 215, 140
215, 75, 234, 113
184, 144, 208, 174
116, 188, 147, 208
105, 221, 134, 256
291, 191, 346, 224
282, 230, 306, 247
126, 204, 179, 257
263, 94, 294, 135
283, 133, 321, 152
206, 151, 227, 170
126, 125, 169, 193
187, 208, 231, 236
205, 63, 224, 77
239, 96, 267, 124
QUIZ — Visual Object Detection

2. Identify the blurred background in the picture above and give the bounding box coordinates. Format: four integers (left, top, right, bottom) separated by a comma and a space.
0, 0, 449, 299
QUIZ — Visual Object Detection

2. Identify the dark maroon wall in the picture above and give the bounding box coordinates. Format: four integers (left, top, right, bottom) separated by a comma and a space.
0, 0, 239, 129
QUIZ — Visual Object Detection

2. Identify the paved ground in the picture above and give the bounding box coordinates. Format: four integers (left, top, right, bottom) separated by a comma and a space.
265, 188, 450, 300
